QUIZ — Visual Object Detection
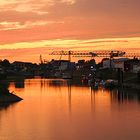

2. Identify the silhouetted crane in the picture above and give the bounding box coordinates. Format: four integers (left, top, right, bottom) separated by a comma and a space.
50, 50, 140, 59
39, 55, 48, 64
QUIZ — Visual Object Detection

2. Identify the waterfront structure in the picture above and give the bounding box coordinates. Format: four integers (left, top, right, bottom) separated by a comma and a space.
103, 58, 129, 70
124, 59, 140, 73
103, 58, 140, 73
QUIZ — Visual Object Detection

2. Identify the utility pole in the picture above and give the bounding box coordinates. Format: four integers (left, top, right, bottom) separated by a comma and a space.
68, 51, 71, 62
110, 51, 113, 69
40, 55, 43, 64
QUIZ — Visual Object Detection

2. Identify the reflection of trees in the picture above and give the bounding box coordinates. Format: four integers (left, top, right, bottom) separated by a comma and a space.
90, 87, 140, 106
67, 80, 72, 115
14, 79, 25, 88
0, 81, 10, 95
110, 89, 140, 104
0, 102, 17, 111
90, 87, 96, 113
48, 80, 67, 87
0, 81, 18, 108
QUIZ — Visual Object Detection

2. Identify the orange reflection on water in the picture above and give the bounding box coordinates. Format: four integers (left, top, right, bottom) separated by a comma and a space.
2, 78, 140, 140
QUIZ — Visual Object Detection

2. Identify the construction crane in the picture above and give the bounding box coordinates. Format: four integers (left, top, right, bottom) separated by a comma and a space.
50, 50, 140, 59
50, 50, 140, 86
39, 55, 48, 64
50, 50, 140, 70
50, 50, 100, 61
40, 55, 43, 64
50, 50, 124, 61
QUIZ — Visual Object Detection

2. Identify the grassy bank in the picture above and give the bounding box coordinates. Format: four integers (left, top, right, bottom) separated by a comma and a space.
0, 82, 23, 103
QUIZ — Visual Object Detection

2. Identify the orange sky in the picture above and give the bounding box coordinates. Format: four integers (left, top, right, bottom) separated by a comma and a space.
0, 0, 140, 63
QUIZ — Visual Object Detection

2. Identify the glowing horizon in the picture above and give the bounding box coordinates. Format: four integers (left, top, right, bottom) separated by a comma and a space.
0, 37, 140, 63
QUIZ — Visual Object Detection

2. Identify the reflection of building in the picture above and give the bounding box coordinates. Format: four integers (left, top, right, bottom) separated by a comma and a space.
15, 79, 25, 88
67, 81, 72, 114
110, 89, 140, 103
48, 80, 66, 87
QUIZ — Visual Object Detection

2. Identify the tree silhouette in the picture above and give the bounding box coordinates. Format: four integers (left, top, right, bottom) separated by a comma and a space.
0, 59, 10, 68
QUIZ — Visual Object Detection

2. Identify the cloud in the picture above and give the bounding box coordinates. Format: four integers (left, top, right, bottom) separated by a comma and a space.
0, 0, 139, 44
0, 37, 139, 62
0, 21, 64, 31
0, 37, 139, 50
0, 10, 48, 23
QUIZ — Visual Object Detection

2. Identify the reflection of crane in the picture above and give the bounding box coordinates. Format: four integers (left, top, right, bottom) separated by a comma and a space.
67, 81, 72, 115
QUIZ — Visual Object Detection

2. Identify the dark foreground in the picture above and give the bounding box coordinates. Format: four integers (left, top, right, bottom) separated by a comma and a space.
0, 92, 23, 103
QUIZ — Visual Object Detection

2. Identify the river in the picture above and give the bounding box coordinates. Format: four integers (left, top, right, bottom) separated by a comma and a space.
0, 78, 140, 140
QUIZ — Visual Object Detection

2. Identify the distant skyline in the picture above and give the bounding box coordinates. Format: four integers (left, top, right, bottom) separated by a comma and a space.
0, 0, 140, 62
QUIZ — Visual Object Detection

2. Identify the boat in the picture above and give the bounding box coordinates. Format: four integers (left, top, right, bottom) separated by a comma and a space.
104, 79, 118, 89
93, 82, 99, 89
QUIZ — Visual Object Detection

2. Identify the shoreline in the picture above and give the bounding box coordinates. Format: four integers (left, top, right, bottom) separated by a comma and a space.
2, 75, 140, 91
123, 83, 140, 90
0, 92, 23, 103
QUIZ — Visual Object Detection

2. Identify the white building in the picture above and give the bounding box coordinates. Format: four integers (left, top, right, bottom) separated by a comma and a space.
103, 58, 129, 71
133, 64, 140, 73
59, 61, 69, 71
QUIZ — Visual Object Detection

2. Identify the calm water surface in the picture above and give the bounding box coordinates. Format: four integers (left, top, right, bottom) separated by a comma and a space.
0, 78, 140, 140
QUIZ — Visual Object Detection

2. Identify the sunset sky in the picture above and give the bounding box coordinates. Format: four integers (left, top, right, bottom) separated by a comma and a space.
0, 0, 140, 63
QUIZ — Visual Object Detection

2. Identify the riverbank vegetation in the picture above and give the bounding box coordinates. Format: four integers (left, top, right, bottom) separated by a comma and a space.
0, 82, 23, 104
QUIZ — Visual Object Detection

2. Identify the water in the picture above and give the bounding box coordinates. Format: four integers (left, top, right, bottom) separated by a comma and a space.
0, 78, 140, 140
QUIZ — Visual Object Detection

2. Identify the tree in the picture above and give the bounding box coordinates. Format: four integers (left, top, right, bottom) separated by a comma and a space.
0, 82, 10, 95
0, 59, 10, 67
